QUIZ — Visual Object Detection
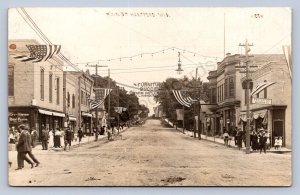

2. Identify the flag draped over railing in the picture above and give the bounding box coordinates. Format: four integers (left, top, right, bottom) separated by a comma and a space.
12, 44, 61, 63
172, 90, 197, 107
89, 88, 112, 109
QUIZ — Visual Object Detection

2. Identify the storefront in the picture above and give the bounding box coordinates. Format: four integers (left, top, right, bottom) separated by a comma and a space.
9, 106, 65, 141
68, 114, 77, 132
240, 106, 287, 147
81, 112, 92, 135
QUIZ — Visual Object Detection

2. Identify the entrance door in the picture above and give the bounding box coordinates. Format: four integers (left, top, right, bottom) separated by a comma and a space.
273, 120, 284, 146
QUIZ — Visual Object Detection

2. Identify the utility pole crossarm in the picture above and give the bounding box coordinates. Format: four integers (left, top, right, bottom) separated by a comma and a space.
85, 64, 108, 76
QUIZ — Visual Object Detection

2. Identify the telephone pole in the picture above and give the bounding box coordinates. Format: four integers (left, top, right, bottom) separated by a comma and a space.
86, 63, 107, 140
236, 39, 257, 154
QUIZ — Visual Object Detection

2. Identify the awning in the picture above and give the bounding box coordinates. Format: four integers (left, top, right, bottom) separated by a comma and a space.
52, 111, 65, 117
69, 116, 77, 121
253, 110, 267, 119
38, 109, 52, 116
82, 112, 92, 117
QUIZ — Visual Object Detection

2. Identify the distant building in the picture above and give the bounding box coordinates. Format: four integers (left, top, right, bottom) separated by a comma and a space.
8, 39, 65, 139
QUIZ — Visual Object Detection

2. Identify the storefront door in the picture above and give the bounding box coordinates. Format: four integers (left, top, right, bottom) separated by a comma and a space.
273, 119, 284, 146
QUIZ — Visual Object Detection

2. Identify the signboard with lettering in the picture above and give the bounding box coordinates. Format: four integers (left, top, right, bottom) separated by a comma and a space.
9, 112, 30, 124
252, 97, 272, 105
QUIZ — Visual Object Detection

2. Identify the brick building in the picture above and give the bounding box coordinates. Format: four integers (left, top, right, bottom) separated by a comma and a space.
8, 39, 65, 139
207, 53, 291, 148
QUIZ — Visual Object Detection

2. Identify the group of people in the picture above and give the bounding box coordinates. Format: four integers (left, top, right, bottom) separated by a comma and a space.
9, 125, 40, 170
223, 127, 279, 154
41, 127, 83, 151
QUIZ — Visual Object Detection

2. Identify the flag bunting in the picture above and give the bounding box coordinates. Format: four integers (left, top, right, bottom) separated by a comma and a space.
172, 90, 197, 107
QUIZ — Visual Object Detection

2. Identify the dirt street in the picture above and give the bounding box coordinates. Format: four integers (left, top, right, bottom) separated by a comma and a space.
8, 119, 291, 186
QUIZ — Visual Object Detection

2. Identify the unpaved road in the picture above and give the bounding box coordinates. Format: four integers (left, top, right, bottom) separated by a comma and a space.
9, 119, 291, 186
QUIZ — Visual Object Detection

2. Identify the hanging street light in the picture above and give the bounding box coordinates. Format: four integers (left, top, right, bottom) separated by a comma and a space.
175, 51, 183, 75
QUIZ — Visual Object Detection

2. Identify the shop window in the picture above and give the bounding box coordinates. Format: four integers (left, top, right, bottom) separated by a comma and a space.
40, 68, 44, 100
8, 66, 14, 96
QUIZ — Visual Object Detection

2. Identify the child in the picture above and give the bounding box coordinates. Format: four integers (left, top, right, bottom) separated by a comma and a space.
274, 137, 279, 150
278, 137, 283, 150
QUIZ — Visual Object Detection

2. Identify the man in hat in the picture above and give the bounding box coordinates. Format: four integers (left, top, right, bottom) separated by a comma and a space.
16, 125, 34, 170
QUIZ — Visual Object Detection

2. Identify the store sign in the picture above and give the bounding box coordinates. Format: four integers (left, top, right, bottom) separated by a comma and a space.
252, 97, 272, 105
9, 112, 30, 123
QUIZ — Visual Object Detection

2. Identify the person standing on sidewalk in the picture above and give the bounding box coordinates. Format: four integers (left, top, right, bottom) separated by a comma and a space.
41, 128, 49, 150
64, 128, 72, 151
16, 125, 34, 170
223, 131, 229, 147
30, 128, 38, 148
78, 128, 83, 143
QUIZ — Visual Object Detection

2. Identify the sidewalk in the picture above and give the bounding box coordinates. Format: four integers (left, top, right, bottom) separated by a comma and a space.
164, 118, 291, 154
8, 127, 129, 152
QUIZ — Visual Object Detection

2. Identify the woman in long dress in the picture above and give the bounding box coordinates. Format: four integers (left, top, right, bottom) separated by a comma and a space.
48, 129, 54, 148
54, 128, 61, 148
60, 128, 65, 148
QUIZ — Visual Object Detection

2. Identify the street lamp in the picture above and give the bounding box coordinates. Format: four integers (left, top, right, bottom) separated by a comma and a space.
175, 52, 183, 75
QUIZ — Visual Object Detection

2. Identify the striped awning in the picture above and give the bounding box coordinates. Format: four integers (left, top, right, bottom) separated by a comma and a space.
38, 109, 52, 116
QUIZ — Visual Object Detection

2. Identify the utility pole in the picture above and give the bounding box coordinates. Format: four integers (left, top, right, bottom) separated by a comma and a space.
117, 87, 120, 134
182, 105, 185, 134
86, 63, 107, 141
108, 68, 111, 130
193, 68, 198, 138
236, 39, 256, 154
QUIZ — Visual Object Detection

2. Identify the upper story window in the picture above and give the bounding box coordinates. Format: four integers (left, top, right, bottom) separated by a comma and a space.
229, 77, 235, 97
49, 73, 53, 102
67, 92, 70, 107
72, 94, 75, 108
8, 66, 14, 96
56, 77, 60, 105
40, 68, 44, 100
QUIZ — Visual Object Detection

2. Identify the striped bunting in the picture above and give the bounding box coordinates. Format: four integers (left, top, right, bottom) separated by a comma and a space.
251, 82, 275, 96
88, 98, 101, 109
12, 45, 61, 63
172, 90, 197, 107
90, 88, 112, 109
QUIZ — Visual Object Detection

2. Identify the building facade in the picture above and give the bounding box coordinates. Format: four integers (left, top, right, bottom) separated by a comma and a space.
239, 54, 291, 148
68, 71, 94, 135
63, 71, 77, 131
207, 53, 291, 148
8, 39, 65, 140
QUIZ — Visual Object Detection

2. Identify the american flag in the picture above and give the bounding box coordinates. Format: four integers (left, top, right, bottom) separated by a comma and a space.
89, 88, 112, 109
12, 44, 61, 63
88, 98, 101, 109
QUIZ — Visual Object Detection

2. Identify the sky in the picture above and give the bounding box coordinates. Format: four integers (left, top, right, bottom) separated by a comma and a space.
8, 7, 291, 114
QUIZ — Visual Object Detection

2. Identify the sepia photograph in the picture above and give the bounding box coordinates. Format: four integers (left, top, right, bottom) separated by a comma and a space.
7, 7, 292, 186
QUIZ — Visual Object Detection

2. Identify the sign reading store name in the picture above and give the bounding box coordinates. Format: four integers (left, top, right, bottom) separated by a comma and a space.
133, 82, 162, 97
252, 97, 272, 105
9, 112, 30, 123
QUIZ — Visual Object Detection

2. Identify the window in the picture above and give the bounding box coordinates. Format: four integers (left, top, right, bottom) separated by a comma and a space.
67, 92, 70, 107
264, 89, 267, 98
72, 94, 75, 108
86, 93, 90, 105
224, 78, 228, 99
211, 88, 217, 104
221, 84, 223, 101
81, 90, 84, 104
8, 66, 14, 96
49, 73, 53, 102
229, 77, 235, 97
56, 77, 60, 104
40, 69, 44, 100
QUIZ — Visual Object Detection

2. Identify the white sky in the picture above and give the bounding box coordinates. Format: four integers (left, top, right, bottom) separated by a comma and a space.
8, 7, 291, 114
